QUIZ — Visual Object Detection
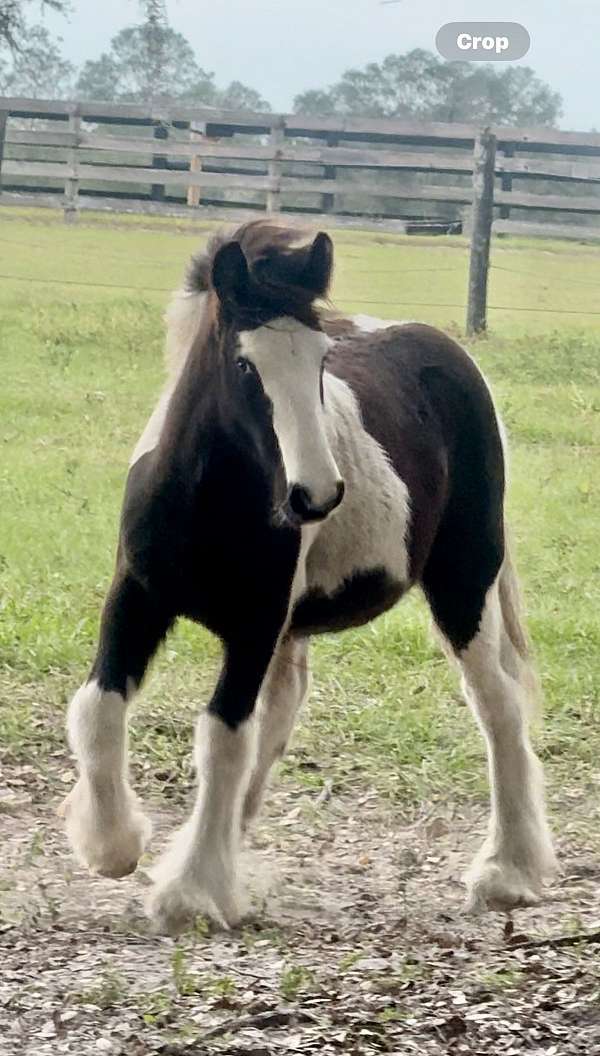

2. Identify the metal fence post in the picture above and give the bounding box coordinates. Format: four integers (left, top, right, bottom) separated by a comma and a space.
466, 129, 497, 336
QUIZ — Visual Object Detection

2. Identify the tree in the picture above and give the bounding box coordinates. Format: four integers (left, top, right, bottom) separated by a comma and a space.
137, 0, 169, 103
0, 23, 74, 97
76, 24, 271, 110
294, 49, 562, 127
0, 0, 67, 50
77, 25, 203, 105
217, 81, 270, 112
0, 2, 73, 100
290, 89, 338, 118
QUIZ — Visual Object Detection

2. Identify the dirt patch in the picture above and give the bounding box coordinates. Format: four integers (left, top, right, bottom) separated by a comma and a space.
1, 773, 600, 1055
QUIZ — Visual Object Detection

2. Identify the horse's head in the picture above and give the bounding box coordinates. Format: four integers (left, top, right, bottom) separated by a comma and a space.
207, 222, 345, 527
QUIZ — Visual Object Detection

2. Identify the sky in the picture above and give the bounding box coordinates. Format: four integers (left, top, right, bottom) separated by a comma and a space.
42, 0, 600, 131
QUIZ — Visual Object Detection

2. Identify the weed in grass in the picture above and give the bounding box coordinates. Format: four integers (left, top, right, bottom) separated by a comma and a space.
377, 1006, 407, 1023
190, 914, 211, 941
170, 947, 200, 997
22, 830, 45, 866
372, 960, 432, 995
138, 989, 173, 1026
280, 965, 316, 1001
74, 966, 127, 1010
205, 974, 237, 1007
476, 969, 526, 991
339, 951, 363, 972
241, 923, 286, 950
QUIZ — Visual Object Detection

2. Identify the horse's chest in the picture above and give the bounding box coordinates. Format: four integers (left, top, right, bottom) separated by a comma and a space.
313, 378, 409, 582
292, 377, 410, 632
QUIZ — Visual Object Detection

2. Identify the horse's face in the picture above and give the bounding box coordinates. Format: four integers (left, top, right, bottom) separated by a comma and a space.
211, 233, 345, 527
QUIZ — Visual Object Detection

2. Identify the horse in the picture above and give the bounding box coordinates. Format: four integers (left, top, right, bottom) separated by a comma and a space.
61, 220, 556, 933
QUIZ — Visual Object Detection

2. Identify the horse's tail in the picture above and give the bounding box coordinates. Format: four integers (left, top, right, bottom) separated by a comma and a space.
498, 538, 541, 710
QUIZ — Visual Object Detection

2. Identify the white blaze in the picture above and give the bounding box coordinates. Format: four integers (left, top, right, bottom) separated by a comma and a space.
239, 318, 341, 507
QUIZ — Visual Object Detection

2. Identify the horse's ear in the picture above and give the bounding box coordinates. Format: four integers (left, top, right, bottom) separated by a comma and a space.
302, 232, 334, 295
211, 241, 249, 305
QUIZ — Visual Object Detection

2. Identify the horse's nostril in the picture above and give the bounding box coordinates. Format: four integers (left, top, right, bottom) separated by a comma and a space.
334, 479, 345, 508
287, 481, 345, 524
288, 485, 313, 519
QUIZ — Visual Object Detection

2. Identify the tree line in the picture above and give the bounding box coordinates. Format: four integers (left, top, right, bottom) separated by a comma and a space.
0, 0, 563, 127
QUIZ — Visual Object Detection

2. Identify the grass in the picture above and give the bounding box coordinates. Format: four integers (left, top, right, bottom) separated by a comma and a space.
1, 207, 600, 809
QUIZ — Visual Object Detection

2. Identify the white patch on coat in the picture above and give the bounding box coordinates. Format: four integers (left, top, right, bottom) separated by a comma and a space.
61, 679, 151, 878
239, 318, 342, 508
458, 581, 556, 912
130, 384, 175, 466
302, 373, 410, 596
352, 313, 412, 333
165, 290, 207, 380
147, 711, 257, 932
130, 291, 207, 467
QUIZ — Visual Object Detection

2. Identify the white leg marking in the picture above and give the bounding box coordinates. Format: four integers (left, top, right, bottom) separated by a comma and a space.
460, 584, 556, 912
243, 637, 310, 827
146, 711, 257, 933
61, 679, 151, 878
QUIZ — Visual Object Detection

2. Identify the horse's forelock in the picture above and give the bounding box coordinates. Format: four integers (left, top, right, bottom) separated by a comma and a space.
186, 221, 326, 328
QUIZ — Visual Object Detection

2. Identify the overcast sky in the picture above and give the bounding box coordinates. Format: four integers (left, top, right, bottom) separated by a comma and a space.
43, 0, 600, 130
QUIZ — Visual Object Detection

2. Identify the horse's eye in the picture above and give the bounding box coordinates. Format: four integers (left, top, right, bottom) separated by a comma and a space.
236, 356, 253, 375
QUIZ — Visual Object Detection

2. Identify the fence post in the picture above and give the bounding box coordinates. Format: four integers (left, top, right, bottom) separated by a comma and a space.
187, 121, 205, 207
466, 129, 497, 336
64, 107, 81, 223
266, 119, 285, 214
499, 142, 515, 220
322, 132, 339, 213
0, 110, 7, 196
151, 121, 169, 202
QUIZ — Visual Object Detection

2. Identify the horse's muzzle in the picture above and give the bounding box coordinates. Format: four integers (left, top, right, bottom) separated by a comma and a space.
282, 480, 345, 526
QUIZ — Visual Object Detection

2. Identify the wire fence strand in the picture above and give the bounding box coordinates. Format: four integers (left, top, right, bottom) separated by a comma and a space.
2, 270, 600, 316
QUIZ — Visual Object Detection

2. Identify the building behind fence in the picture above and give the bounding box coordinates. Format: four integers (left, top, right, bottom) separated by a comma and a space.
1, 96, 600, 241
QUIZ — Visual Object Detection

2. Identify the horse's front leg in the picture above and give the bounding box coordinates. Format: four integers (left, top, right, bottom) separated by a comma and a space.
61, 571, 172, 878
146, 636, 279, 934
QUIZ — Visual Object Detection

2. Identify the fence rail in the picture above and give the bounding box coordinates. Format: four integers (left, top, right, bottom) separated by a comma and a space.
1, 95, 600, 241
2, 98, 600, 332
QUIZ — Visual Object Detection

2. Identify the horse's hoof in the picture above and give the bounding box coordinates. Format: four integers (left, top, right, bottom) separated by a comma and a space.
464, 858, 543, 914
62, 780, 151, 879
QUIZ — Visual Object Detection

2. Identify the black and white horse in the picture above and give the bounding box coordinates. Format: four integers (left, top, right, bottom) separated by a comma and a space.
62, 221, 556, 932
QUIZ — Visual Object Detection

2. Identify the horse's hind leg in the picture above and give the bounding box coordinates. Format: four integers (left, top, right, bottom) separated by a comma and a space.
61, 570, 172, 878
243, 635, 310, 828
424, 553, 556, 913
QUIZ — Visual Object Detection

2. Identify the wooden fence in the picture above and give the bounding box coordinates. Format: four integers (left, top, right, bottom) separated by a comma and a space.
1, 96, 600, 241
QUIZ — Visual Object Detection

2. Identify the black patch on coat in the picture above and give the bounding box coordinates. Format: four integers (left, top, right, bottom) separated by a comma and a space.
292, 568, 405, 637
90, 567, 174, 698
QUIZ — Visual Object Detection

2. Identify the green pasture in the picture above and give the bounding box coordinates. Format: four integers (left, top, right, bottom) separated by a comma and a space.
1, 206, 599, 809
